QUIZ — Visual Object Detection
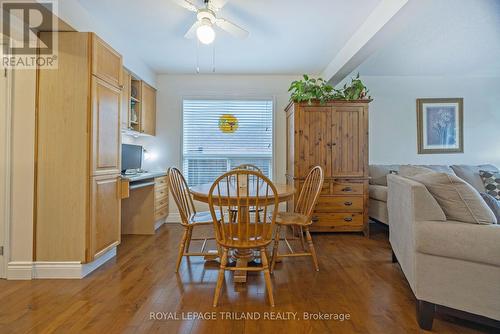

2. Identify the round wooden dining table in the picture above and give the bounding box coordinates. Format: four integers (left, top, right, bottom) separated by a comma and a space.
190, 182, 295, 283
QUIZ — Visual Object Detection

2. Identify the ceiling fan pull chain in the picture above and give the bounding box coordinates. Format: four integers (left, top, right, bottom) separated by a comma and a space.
212, 42, 216, 73
196, 39, 200, 74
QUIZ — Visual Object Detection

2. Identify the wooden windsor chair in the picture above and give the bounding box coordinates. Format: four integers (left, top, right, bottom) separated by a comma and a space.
208, 170, 279, 307
270, 166, 324, 272
167, 167, 221, 273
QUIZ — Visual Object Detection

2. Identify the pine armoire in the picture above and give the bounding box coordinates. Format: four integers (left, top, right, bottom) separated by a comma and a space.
285, 100, 371, 236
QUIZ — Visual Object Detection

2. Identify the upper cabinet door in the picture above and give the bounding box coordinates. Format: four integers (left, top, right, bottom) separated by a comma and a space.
297, 106, 332, 177
331, 106, 368, 177
141, 82, 156, 136
92, 34, 123, 88
91, 77, 121, 176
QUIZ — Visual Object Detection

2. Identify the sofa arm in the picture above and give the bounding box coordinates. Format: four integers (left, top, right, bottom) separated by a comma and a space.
387, 175, 446, 292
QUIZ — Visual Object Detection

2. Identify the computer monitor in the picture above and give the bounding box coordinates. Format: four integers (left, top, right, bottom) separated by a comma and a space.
121, 144, 142, 173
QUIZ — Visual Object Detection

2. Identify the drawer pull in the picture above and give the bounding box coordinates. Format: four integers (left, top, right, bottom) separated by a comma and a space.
344, 217, 353, 222
312, 216, 319, 223
342, 187, 353, 192
344, 201, 353, 206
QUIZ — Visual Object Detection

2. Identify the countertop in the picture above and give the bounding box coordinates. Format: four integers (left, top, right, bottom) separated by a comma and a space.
121, 171, 167, 182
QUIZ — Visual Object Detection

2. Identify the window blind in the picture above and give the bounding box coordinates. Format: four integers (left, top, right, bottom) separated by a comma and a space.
183, 99, 273, 186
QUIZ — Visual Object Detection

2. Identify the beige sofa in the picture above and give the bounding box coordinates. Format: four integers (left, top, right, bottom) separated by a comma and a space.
387, 174, 500, 330
369, 164, 499, 224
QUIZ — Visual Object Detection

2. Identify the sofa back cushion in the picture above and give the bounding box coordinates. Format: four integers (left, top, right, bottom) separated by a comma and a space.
400, 165, 435, 177
369, 165, 400, 186
480, 193, 500, 223
409, 172, 497, 225
450, 164, 499, 193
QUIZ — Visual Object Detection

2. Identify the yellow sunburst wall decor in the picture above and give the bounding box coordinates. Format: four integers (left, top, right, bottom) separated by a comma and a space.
218, 114, 239, 133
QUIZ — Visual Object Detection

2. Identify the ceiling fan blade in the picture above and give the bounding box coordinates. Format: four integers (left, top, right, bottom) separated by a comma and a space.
215, 18, 249, 39
171, 0, 198, 12
184, 21, 202, 39
209, 0, 229, 11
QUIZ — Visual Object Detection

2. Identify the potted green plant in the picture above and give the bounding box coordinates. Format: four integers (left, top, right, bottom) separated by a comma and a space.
288, 73, 370, 104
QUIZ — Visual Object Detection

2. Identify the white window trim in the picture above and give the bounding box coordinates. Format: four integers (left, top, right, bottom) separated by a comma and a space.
180, 95, 277, 183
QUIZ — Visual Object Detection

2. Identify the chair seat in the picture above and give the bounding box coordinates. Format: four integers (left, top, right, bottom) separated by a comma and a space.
189, 211, 221, 225
275, 212, 310, 226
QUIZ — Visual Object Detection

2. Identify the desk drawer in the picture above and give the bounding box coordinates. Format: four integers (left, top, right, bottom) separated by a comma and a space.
155, 187, 168, 199
155, 206, 168, 221
316, 196, 364, 212
155, 197, 168, 209
155, 176, 167, 186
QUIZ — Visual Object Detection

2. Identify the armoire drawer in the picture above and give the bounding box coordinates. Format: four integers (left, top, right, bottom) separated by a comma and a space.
311, 212, 364, 227
316, 196, 364, 212
331, 182, 364, 195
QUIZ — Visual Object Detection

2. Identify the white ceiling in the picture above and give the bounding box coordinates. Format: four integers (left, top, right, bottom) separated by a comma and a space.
77, 0, 381, 74
357, 0, 500, 77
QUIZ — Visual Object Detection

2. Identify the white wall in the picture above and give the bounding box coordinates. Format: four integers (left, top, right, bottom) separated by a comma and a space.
359, 75, 500, 166
129, 74, 299, 213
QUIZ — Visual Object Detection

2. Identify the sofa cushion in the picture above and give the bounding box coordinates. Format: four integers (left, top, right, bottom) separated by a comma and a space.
450, 164, 499, 192
421, 165, 456, 175
479, 170, 500, 200
416, 220, 500, 267
369, 185, 388, 202
409, 172, 497, 225
399, 165, 435, 177
480, 193, 500, 223
369, 165, 400, 186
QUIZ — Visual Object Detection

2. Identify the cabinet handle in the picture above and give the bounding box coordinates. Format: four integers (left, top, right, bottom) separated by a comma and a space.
341, 187, 352, 192
344, 217, 353, 222
344, 201, 353, 206
312, 216, 319, 223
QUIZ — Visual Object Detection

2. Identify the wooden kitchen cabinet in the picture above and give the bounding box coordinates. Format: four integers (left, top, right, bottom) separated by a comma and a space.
36, 32, 123, 263
141, 81, 157, 136
90, 175, 121, 259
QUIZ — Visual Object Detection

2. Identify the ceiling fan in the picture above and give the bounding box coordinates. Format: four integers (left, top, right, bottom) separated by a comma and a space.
173, 0, 249, 45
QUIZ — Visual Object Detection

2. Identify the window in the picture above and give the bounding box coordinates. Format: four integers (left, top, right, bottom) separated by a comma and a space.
183, 99, 273, 186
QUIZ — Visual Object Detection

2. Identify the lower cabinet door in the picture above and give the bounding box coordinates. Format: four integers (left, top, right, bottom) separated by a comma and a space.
89, 174, 121, 261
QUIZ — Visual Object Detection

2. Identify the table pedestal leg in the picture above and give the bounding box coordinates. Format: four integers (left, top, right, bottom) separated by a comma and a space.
234, 249, 253, 283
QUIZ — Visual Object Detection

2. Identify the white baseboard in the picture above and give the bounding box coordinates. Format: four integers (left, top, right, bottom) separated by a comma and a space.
7, 247, 117, 280
7, 261, 33, 280
165, 212, 181, 224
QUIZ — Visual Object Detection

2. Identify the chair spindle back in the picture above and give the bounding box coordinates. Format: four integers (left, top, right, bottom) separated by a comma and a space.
208, 170, 279, 248
167, 167, 196, 226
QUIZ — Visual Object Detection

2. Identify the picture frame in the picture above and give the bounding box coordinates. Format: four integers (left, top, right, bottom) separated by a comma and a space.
417, 98, 463, 154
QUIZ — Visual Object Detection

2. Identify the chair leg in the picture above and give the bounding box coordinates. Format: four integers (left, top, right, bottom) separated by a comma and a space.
175, 227, 189, 273
305, 228, 319, 271
213, 248, 228, 307
299, 226, 306, 251
260, 248, 275, 307
185, 226, 193, 253
271, 225, 281, 273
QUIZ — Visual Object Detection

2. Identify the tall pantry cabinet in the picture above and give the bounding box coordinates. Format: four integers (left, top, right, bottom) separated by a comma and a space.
36, 32, 123, 263
285, 100, 370, 235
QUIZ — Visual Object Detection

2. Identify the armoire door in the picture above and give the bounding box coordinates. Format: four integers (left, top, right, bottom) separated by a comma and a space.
90, 175, 121, 261
331, 106, 368, 177
297, 106, 332, 177
91, 77, 121, 176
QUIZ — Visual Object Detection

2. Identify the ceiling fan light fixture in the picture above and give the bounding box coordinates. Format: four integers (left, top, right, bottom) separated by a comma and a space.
196, 21, 216, 45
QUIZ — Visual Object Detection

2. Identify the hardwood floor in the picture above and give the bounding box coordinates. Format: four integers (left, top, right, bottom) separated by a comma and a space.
0, 223, 496, 333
